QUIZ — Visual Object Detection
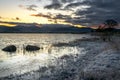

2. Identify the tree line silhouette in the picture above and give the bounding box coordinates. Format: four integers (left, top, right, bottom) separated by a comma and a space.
96, 19, 119, 41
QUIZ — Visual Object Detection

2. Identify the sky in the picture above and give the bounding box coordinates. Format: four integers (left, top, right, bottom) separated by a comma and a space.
0, 0, 120, 27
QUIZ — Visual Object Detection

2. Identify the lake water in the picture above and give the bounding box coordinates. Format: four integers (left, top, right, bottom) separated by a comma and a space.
0, 34, 90, 77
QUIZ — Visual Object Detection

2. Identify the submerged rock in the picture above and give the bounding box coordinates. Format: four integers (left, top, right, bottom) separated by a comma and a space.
25, 45, 40, 52
2, 45, 17, 52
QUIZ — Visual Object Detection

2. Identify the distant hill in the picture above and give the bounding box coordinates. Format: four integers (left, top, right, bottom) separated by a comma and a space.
0, 24, 93, 33
95, 28, 120, 33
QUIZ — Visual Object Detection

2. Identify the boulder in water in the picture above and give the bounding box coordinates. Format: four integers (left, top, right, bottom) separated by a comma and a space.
2, 45, 17, 52
25, 45, 40, 52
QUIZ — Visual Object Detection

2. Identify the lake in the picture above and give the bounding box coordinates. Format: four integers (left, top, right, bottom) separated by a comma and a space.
0, 33, 91, 77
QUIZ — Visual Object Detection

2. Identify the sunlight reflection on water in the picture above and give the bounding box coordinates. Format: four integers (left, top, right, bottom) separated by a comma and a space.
0, 34, 89, 77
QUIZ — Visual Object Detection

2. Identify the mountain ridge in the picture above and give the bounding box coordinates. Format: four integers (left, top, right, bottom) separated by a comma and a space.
0, 24, 93, 33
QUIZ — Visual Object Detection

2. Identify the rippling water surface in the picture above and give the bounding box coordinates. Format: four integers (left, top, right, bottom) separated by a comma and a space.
0, 33, 90, 77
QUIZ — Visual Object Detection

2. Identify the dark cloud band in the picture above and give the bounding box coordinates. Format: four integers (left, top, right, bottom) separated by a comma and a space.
42, 0, 120, 26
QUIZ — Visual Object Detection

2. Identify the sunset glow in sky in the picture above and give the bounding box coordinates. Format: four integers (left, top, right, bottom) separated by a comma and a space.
0, 0, 119, 27
0, 0, 75, 27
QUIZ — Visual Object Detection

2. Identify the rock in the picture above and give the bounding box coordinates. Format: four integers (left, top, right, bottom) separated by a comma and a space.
25, 45, 40, 52
2, 45, 16, 52
60, 55, 70, 59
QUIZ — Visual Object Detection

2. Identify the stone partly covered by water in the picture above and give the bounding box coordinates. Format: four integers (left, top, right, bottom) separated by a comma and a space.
25, 45, 40, 52
2, 45, 17, 52
0, 34, 93, 79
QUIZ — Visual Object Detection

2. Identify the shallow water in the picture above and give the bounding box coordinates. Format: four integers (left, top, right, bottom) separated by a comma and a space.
0, 33, 90, 77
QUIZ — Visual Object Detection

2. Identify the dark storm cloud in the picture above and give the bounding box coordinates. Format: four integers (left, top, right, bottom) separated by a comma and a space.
44, 0, 75, 9
19, 4, 37, 11
31, 13, 72, 22
53, 14, 72, 19
80, 1, 119, 26
31, 13, 52, 19
64, 1, 90, 9
18, 0, 120, 26
31, 12, 73, 24
44, 0, 62, 9
21, 0, 120, 26
44, 3, 62, 9
58, 0, 120, 26
60, 0, 74, 3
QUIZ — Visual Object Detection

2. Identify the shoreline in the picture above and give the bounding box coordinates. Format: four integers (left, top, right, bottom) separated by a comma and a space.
0, 35, 120, 80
